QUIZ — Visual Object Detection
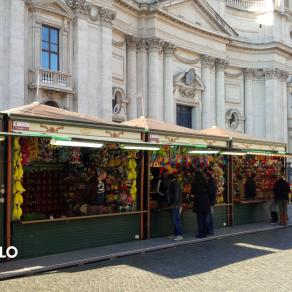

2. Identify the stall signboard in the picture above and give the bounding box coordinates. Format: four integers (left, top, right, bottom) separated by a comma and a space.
149, 134, 227, 148
12, 121, 142, 142
232, 141, 286, 153
13, 121, 30, 131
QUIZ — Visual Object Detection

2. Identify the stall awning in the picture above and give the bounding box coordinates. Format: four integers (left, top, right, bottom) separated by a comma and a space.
123, 117, 228, 148
197, 126, 287, 153
1, 103, 144, 144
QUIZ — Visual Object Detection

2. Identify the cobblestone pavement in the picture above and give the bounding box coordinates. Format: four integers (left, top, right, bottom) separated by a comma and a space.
1, 227, 292, 292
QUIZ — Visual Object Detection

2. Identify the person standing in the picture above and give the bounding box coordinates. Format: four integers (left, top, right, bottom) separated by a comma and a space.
167, 173, 183, 241
273, 176, 290, 225
192, 171, 210, 238
206, 172, 216, 235
245, 173, 257, 199
84, 168, 107, 215
156, 169, 169, 209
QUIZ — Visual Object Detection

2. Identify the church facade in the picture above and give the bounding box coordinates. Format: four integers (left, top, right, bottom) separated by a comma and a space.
1, 0, 292, 148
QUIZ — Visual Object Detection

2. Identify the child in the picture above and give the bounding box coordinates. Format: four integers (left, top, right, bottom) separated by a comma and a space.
269, 193, 278, 224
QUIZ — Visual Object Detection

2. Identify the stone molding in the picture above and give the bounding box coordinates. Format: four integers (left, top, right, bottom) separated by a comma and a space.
200, 55, 215, 67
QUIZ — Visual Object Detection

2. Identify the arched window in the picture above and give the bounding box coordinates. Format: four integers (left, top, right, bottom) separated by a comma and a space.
112, 88, 124, 115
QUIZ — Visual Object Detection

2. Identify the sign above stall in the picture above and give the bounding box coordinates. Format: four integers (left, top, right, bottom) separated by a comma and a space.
149, 134, 226, 148
12, 121, 30, 131
232, 141, 286, 153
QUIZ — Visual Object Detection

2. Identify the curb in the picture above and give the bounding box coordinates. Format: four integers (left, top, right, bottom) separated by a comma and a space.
0, 224, 291, 281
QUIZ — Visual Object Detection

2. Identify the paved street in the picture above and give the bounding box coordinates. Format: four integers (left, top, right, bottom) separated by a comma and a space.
1, 227, 292, 291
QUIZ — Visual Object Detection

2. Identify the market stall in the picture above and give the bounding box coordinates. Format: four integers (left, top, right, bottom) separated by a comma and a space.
123, 118, 230, 237
2, 103, 147, 259
198, 127, 287, 225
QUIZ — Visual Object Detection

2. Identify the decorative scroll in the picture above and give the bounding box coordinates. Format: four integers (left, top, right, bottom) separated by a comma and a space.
173, 51, 200, 65
112, 40, 125, 47
224, 71, 243, 79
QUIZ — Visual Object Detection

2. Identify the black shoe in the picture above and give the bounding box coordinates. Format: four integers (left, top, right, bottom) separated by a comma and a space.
196, 234, 206, 238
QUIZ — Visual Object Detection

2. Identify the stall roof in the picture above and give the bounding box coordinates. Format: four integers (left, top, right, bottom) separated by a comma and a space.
124, 117, 203, 136
0, 103, 145, 143
197, 126, 286, 150
197, 126, 282, 144
123, 117, 228, 147
1, 103, 116, 126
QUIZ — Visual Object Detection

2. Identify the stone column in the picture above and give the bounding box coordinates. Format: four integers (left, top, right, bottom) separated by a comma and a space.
99, 8, 116, 121
201, 55, 215, 128
137, 38, 148, 117
8, 0, 25, 108
126, 36, 137, 120
73, 16, 89, 114
163, 42, 175, 124
148, 37, 163, 120
264, 69, 282, 141
244, 68, 254, 135
281, 71, 289, 143
215, 58, 227, 128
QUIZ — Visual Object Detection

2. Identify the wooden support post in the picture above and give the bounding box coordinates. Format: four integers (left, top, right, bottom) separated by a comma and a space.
139, 134, 145, 240
227, 139, 233, 227
6, 120, 12, 251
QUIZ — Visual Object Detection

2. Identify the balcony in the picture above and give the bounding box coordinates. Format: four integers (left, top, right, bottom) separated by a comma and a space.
29, 69, 73, 93
226, 0, 274, 12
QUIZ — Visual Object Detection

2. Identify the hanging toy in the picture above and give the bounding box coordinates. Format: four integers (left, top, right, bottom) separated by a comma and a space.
12, 137, 25, 221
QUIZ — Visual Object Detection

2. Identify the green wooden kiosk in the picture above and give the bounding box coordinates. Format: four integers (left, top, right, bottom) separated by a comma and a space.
1, 103, 150, 259
124, 118, 230, 238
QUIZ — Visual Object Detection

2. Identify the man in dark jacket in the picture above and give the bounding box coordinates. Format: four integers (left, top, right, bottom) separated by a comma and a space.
273, 176, 290, 225
245, 173, 257, 199
192, 171, 210, 238
167, 173, 183, 241
206, 173, 216, 235
84, 168, 107, 214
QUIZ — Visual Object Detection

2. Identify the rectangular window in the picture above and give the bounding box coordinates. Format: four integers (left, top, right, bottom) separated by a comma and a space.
176, 105, 193, 129
41, 25, 59, 71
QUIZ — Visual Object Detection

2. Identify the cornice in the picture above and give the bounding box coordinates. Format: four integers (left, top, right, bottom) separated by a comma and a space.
228, 40, 292, 57
114, 0, 233, 43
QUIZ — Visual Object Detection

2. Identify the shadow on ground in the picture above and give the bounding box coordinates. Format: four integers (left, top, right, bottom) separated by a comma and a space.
49, 226, 292, 279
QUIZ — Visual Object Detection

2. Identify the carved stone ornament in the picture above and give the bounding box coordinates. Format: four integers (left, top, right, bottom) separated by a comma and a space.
264, 68, 282, 80
126, 36, 137, 50
65, 0, 87, 13
174, 68, 205, 105
136, 38, 148, 52
243, 68, 254, 79
163, 42, 176, 56
148, 37, 163, 52
99, 7, 116, 26
215, 58, 228, 69
173, 51, 200, 65
200, 55, 215, 67
224, 70, 243, 79
88, 5, 99, 22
